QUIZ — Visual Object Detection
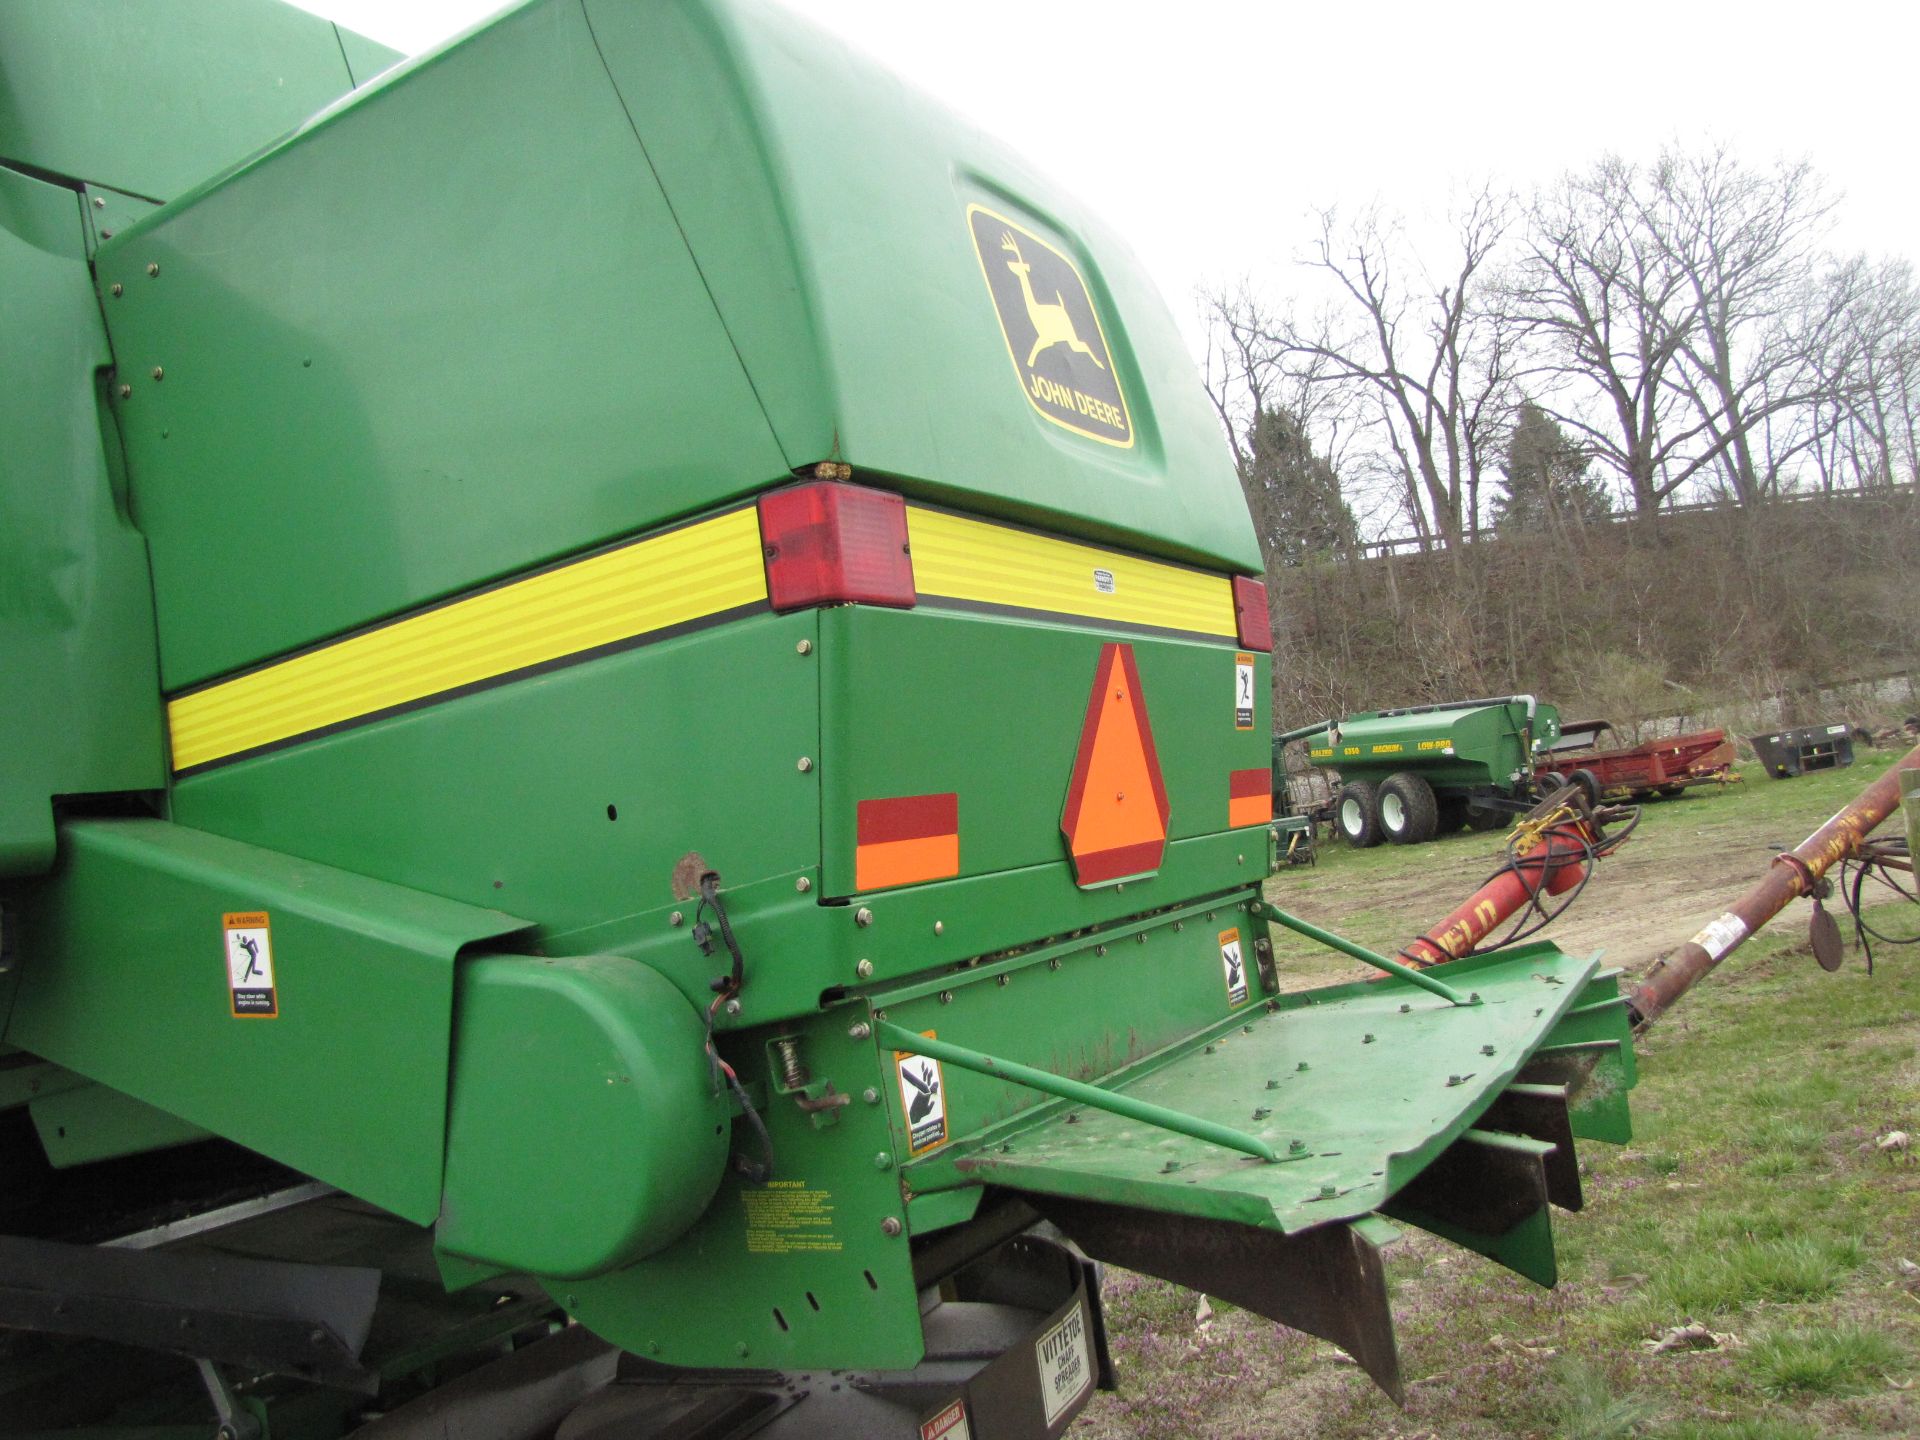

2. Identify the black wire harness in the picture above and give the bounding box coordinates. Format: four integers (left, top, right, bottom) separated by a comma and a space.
1837, 837, 1916, 974
693, 872, 775, 1183
1399, 802, 1641, 966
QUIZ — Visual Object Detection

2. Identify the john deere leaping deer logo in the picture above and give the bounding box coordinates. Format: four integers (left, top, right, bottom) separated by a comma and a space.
967, 205, 1132, 448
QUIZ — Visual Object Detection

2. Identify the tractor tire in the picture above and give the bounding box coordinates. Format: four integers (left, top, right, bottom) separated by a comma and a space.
1566, 768, 1602, 809
1379, 772, 1439, 845
1464, 801, 1509, 833
1336, 781, 1381, 847
1434, 795, 1470, 834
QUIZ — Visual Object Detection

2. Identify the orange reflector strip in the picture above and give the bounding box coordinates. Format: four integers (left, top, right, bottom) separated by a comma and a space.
1229, 768, 1273, 828
856, 794, 960, 892
1060, 643, 1170, 887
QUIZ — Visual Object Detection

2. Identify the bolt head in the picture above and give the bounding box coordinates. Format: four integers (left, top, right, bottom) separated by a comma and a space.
848, 1021, 871, 1040
724, 999, 742, 1016
856, 958, 873, 979
855, 907, 874, 927
873, 1152, 893, 1170
933, 920, 943, 935
151, 366, 163, 381
117, 384, 131, 398
880, 1217, 903, 1237
110, 283, 123, 297
1095, 944, 1107, 957
797, 756, 813, 772
862, 1086, 880, 1104
796, 876, 811, 892
796, 638, 813, 655
938, 989, 954, 1005
145, 262, 159, 277
670, 910, 684, 927
93, 196, 106, 208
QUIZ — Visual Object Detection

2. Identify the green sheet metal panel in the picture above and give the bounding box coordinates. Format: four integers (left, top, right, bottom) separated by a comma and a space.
561, 996, 922, 1371
97, 0, 791, 688
4, 819, 532, 1222
168, 606, 822, 1012
818, 606, 1269, 895
571, 0, 1261, 575
923, 943, 1600, 1232
0, 0, 394, 201
0, 166, 165, 877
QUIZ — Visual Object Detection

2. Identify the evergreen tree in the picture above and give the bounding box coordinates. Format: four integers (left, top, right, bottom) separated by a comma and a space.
1236, 405, 1358, 565
1492, 400, 1612, 531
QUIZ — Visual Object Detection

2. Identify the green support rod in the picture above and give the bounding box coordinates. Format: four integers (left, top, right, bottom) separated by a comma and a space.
873, 1021, 1280, 1163
1253, 902, 1478, 1007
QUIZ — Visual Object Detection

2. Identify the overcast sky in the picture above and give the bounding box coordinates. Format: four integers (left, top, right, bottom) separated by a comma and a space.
297, 1, 1920, 362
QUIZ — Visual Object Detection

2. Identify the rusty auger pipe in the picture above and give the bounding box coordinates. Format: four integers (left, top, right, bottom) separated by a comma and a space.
1627, 739, 1920, 1031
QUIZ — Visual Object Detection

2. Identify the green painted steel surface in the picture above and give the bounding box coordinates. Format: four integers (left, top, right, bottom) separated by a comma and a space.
170, 606, 823, 984
917, 943, 1602, 1232
1304, 701, 1561, 792
0, 166, 165, 877
562, 999, 922, 1371
581, 0, 1258, 575
0, 0, 396, 202
438, 955, 728, 1279
820, 605, 1270, 894
29, 1082, 208, 1168
95, 0, 1256, 687
97, 0, 792, 688
3, 819, 531, 1222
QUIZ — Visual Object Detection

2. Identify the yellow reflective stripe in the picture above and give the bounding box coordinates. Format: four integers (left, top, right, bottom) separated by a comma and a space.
168, 509, 767, 772
905, 506, 1235, 637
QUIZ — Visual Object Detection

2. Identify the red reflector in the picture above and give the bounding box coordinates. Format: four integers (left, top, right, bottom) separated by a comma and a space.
757, 481, 916, 612
1232, 575, 1272, 651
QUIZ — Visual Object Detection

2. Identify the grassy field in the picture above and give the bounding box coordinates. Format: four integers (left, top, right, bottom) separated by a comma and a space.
1077, 750, 1920, 1439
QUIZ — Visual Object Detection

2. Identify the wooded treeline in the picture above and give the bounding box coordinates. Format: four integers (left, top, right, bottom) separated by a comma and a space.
1207, 146, 1920, 732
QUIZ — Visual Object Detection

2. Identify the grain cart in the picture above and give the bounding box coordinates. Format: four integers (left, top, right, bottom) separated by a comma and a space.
0, 3, 1636, 1436
1292, 698, 1563, 846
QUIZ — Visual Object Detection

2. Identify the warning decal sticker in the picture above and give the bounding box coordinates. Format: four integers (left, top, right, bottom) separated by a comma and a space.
223, 911, 278, 1017
895, 1034, 949, 1154
1220, 927, 1249, 1007
920, 1399, 971, 1440
1036, 1303, 1094, 1425
1234, 652, 1256, 729
967, 204, 1133, 448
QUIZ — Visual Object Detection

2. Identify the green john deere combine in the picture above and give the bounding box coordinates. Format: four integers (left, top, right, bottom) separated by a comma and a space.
1, 3, 1636, 1436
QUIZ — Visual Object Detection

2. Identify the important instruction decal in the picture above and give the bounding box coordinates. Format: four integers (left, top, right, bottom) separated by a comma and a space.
223, 911, 277, 1017
743, 1180, 842, 1254
1234, 652, 1256, 729
896, 1033, 949, 1154
1220, 927, 1249, 1007
1036, 1304, 1093, 1426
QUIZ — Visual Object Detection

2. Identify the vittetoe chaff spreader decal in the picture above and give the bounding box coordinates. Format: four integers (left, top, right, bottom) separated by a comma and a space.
967, 205, 1132, 448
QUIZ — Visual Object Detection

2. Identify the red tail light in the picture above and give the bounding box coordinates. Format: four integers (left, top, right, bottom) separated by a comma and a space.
757, 480, 916, 612
1232, 575, 1272, 651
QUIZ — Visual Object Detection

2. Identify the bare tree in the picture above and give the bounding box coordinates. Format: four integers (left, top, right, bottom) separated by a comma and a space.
1644, 149, 1840, 503
1500, 157, 1708, 516
1809, 255, 1920, 490
1242, 191, 1517, 551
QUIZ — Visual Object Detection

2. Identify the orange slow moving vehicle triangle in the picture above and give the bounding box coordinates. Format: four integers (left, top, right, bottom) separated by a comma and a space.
1060, 642, 1170, 886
